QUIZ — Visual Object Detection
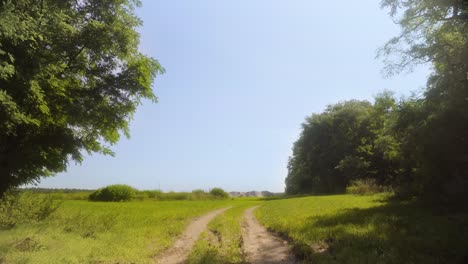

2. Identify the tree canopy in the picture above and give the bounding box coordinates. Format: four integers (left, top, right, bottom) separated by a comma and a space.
285, 94, 399, 194
0, 0, 164, 195
286, 0, 468, 202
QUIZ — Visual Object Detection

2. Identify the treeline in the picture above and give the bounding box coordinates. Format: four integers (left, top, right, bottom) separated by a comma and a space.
22, 188, 95, 193
22, 186, 231, 201
286, 0, 468, 202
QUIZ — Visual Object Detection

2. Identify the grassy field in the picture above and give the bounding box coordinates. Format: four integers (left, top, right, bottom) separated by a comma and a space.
2, 193, 467, 263
0, 199, 232, 264
256, 194, 468, 264
187, 200, 260, 264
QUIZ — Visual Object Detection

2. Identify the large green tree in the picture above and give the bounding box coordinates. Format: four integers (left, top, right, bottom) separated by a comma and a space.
380, 0, 468, 200
286, 0, 468, 199
0, 0, 164, 195
285, 94, 402, 194
286, 100, 374, 194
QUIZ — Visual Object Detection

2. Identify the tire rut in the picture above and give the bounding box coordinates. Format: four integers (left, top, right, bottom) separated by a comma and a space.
154, 207, 231, 264
242, 206, 296, 264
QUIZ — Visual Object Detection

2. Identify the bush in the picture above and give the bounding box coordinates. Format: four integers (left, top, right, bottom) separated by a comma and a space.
0, 191, 61, 229
142, 190, 163, 199
209, 188, 229, 199
346, 178, 384, 195
190, 189, 210, 200
89, 185, 137, 202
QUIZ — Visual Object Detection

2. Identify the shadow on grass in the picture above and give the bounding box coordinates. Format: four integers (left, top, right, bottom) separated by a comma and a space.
292, 200, 468, 264
261, 192, 347, 201
260, 194, 308, 201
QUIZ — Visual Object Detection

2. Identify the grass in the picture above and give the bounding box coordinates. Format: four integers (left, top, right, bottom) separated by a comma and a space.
0, 199, 232, 264
187, 200, 260, 264
256, 194, 468, 264
3, 192, 467, 263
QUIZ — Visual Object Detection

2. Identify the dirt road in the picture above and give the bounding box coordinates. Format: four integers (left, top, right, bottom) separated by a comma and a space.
242, 206, 296, 264
154, 207, 231, 264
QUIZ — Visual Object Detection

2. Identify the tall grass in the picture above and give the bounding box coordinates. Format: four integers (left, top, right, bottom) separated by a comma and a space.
346, 178, 385, 195
0, 198, 232, 263
0, 191, 61, 229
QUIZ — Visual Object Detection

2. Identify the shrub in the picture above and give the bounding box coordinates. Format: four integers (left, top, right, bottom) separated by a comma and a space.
209, 188, 229, 199
89, 185, 137, 202
0, 191, 61, 229
190, 189, 210, 200
142, 190, 163, 199
163, 192, 190, 200
191, 189, 206, 195
346, 178, 384, 195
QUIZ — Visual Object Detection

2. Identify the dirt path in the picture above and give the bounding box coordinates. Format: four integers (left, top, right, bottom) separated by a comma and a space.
242, 206, 296, 264
154, 207, 231, 264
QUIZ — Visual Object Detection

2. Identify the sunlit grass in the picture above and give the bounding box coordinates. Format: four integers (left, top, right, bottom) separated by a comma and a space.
256, 194, 468, 264
0, 200, 232, 264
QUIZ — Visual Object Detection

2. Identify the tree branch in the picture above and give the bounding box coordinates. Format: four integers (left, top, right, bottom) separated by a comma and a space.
59, 45, 86, 76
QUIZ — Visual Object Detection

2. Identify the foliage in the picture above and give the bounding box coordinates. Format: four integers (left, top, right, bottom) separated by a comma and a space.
256, 194, 468, 264
137, 189, 164, 200
0, 0, 164, 195
378, 0, 468, 201
89, 184, 136, 202
285, 94, 400, 194
29, 187, 230, 201
23, 188, 93, 200
209, 188, 229, 199
379, 0, 468, 76
346, 178, 385, 195
286, 0, 468, 202
143, 189, 227, 200
0, 191, 61, 229
190, 189, 212, 200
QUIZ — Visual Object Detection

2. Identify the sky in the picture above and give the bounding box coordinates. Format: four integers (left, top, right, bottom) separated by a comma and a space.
36, 0, 430, 192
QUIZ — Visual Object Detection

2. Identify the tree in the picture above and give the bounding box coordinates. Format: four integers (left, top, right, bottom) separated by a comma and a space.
286, 0, 468, 199
380, 0, 468, 200
379, 0, 468, 76
285, 100, 375, 194
285, 94, 403, 195
0, 0, 164, 195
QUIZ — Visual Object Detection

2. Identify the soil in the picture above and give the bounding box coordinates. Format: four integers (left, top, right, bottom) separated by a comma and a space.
154, 207, 231, 264
154, 205, 296, 264
242, 206, 296, 264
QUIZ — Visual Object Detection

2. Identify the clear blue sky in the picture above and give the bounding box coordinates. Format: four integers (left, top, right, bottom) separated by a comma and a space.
36, 0, 429, 192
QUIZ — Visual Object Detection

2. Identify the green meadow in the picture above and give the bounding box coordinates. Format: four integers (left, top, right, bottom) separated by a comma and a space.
257, 194, 468, 264
0, 198, 231, 264
1, 193, 467, 263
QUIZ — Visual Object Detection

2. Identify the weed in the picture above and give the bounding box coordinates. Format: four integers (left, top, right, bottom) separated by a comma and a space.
346, 178, 385, 195
0, 191, 61, 229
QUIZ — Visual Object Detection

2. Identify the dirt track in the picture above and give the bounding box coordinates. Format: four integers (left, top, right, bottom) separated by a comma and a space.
154, 206, 295, 264
154, 207, 231, 264
242, 206, 296, 264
